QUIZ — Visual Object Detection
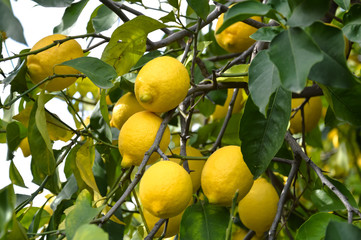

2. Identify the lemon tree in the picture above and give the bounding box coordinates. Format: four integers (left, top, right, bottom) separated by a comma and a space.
2, 0, 361, 240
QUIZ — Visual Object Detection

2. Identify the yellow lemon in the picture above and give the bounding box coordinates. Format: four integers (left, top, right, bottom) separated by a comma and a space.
201, 146, 254, 206
139, 161, 193, 219
135, 56, 190, 113
43, 194, 55, 215
215, 13, 261, 53
289, 96, 322, 134
238, 178, 279, 237
169, 146, 206, 193
19, 137, 31, 157
27, 34, 83, 92
118, 111, 170, 168
211, 88, 248, 121
110, 92, 145, 130
232, 227, 260, 240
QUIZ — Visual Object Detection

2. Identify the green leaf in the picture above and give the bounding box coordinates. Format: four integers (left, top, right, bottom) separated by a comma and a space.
325, 221, 361, 240
287, 0, 330, 27
320, 84, 361, 126
6, 217, 28, 240
239, 88, 291, 178
90, 92, 112, 143
217, 1, 277, 34
3, 59, 29, 94
0, 185, 15, 239
28, 91, 56, 176
87, 4, 118, 33
180, 201, 229, 240
73, 224, 108, 240
101, 15, 166, 76
250, 26, 284, 42
295, 213, 344, 240
0, 1, 26, 44
196, 97, 216, 117
212, 113, 242, 146
31, 0, 74, 7
268, 27, 323, 93
28, 208, 51, 235
343, 4, 361, 43
51, 175, 78, 212
167, 0, 179, 8
187, 0, 210, 21
159, 11, 177, 23
334, 0, 350, 10
248, 50, 281, 116
54, 0, 89, 34
65, 189, 103, 240
60, 57, 116, 89
6, 121, 21, 160
9, 161, 26, 188
267, 0, 291, 18
307, 22, 356, 89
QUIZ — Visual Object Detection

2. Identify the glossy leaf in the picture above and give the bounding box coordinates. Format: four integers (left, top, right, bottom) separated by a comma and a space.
0, 1, 26, 44
248, 50, 281, 116
6, 121, 21, 160
295, 213, 344, 240
307, 22, 356, 89
268, 27, 323, 93
287, 0, 329, 27
31, 0, 74, 7
334, 0, 350, 10
343, 4, 361, 43
187, 0, 209, 20
9, 161, 26, 188
65, 190, 103, 240
60, 57, 116, 89
267, 0, 292, 18
0, 185, 15, 239
73, 224, 108, 240
180, 201, 229, 240
87, 4, 117, 33
239, 88, 291, 178
250, 26, 284, 42
325, 221, 361, 239
51, 175, 78, 212
54, 0, 89, 34
101, 15, 165, 76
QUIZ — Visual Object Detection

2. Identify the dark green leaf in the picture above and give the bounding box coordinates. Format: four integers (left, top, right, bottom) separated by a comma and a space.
9, 161, 26, 188
65, 190, 103, 240
54, 0, 89, 34
6, 218, 28, 240
87, 4, 118, 33
207, 89, 227, 106
6, 122, 21, 160
0, 184, 15, 239
305, 126, 323, 149
31, 0, 74, 7
28, 207, 51, 235
250, 26, 284, 42
3, 59, 29, 94
325, 221, 361, 240
180, 201, 229, 240
307, 22, 356, 89
187, 0, 210, 21
267, 0, 292, 18
93, 151, 107, 196
73, 224, 108, 240
343, 4, 361, 43
287, 0, 329, 27
268, 27, 323, 93
0, 1, 26, 44
101, 15, 166, 76
295, 213, 344, 240
167, 0, 179, 8
90, 91, 112, 143
102, 219, 125, 240
196, 97, 216, 117
130, 51, 162, 71
159, 11, 177, 23
239, 88, 291, 178
60, 57, 116, 89
211, 113, 242, 146
190, 123, 217, 148
51, 175, 78, 212
118, 73, 136, 93
248, 50, 281, 116
334, 0, 350, 10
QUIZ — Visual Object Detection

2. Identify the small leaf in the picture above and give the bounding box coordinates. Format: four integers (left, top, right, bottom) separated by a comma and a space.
187, 0, 210, 21
159, 11, 177, 23
250, 26, 284, 42
9, 161, 26, 188
6, 121, 21, 160
334, 0, 350, 10
90, 92, 112, 143
51, 174, 78, 212
54, 0, 89, 34
87, 4, 118, 33
325, 221, 361, 240
65, 189, 103, 240
101, 15, 166, 76
267, 0, 292, 18
3, 59, 29, 94
248, 50, 281, 116
268, 27, 323, 93
0, 185, 15, 239
342, 4, 361, 43
0, 1, 26, 44
31, 0, 74, 7
287, 0, 330, 27
60, 57, 116, 89
180, 201, 229, 240
73, 224, 108, 240
239, 88, 291, 178
295, 213, 344, 240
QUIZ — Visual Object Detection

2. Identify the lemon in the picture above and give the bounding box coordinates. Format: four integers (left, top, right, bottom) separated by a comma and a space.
201, 146, 254, 206
27, 34, 83, 92
215, 13, 261, 53
232, 227, 260, 240
211, 88, 248, 121
139, 160, 193, 219
169, 146, 205, 193
118, 111, 170, 168
110, 92, 145, 130
143, 207, 184, 238
43, 194, 55, 215
238, 178, 279, 237
19, 137, 31, 157
135, 56, 190, 113
289, 96, 322, 134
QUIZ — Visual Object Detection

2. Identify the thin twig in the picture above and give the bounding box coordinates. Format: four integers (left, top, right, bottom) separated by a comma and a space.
144, 219, 167, 240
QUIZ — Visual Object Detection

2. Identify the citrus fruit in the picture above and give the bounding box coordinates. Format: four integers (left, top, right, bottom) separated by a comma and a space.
27, 34, 83, 92
211, 88, 248, 121
169, 146, 206, 193
19, 137, 31, 157
135, 56, 190, 113
232, 227, 260, 240
118, 111, 170, 168
201, 145, 254, 206
289, 96, 322, 134
215, 13, 261, 53
110, 92, 145, 130
238, 178, 279, 237
139, 160, 193, 219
